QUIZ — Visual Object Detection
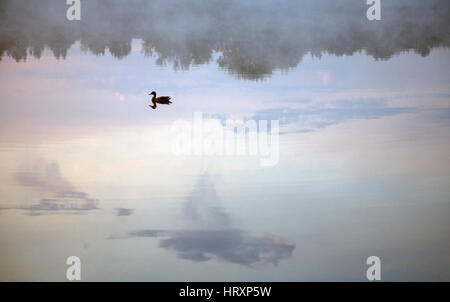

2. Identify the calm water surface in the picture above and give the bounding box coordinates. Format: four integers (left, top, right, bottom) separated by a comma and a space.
0, 0, 449, 281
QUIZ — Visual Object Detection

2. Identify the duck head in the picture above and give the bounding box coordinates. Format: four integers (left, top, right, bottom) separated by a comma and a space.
149, 91, 156, 96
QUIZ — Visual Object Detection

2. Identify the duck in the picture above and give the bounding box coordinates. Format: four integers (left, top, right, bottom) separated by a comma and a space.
149, 91, 172, 109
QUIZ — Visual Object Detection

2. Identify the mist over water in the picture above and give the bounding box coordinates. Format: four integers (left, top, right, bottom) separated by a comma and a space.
1, 0, 449, 80
0, 0, 449, 281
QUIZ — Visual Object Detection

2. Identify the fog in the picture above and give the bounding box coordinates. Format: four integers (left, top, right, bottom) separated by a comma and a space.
1, 0, 449, 80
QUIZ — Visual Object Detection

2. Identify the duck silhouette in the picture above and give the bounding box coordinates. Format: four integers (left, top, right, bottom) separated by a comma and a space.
149, 91, 172, 109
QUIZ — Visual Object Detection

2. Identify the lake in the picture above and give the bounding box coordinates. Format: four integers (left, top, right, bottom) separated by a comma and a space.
0, 0, 449, 281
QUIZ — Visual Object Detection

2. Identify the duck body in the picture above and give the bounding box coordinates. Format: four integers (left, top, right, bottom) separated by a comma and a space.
149, 91, 172, 109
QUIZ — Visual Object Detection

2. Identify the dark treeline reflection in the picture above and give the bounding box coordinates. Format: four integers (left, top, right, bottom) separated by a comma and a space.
0, 0, 449, 80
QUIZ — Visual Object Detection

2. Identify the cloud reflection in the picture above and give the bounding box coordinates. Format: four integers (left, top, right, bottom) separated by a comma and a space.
129, 229, 295, 266
115, 208, 134, 216
1, 159, 100, 215
113, 174, 295, 267
250, 99, 414, 133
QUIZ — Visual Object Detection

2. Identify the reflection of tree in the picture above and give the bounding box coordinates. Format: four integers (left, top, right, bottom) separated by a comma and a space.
107, 40, 132, 59
141, 35, 214, 70
218, 40, 306, 81
0, 0, 449, 80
